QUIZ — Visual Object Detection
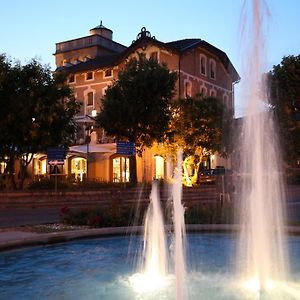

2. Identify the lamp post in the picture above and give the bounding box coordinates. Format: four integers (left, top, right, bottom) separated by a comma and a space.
84, 109, 97, 181
85, 126, 92, 181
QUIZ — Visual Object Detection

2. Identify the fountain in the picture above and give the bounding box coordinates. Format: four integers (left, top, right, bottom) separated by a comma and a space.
129, 180, 169, 293
1, 1, 300, 299
172, 151, 187, 300
236, 0, 288, 296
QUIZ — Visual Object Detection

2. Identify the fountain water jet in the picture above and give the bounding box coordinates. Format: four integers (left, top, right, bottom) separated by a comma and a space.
172, 151, 187, 300
142, 180, 168, 278
237, 0, 288, 294
129, 180, 170, 294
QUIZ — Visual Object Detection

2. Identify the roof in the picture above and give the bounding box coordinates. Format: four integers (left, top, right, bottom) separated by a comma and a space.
90, 21, 113, 33
58, 28, 240, 81
166, 38, 202, 52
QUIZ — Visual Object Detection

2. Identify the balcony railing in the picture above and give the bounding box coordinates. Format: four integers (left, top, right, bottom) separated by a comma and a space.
56, 35, 126, 54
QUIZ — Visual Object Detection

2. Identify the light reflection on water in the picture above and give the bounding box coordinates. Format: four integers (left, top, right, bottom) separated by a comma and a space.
0, 234, 300, 300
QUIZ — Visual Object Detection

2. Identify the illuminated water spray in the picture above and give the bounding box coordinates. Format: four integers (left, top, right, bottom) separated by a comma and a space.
237, 0, 288, 294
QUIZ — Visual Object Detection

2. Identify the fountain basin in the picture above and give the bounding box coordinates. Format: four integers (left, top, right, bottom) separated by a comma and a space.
1, 232, 300, 300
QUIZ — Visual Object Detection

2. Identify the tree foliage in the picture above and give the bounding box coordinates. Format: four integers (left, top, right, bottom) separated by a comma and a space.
0, 54, 80, 189
269, 55, 300, 166
95, 54, 177, 183
154, 94, 232, 186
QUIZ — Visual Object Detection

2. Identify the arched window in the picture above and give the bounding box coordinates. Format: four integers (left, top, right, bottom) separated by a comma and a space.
210, 89, 216, 97
112, 156, 130, 182
200, 86, 207, 96
210, 59, 216, 79
154, 155, 165, 179
185, 80, 192, 98
71, 157, 87, 182
200, 54, 207, 75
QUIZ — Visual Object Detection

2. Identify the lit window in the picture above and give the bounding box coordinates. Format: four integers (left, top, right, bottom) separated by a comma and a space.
86, 72, 93, 80
113, 156, 130, 182
200, 54, 207, 75
71, 157, 87, 182
154, 156, 164, 179
104, 69, 112, 78
210, 59, 216, 79
87, 92, 93, 106
69, 74, 75, 83
0, 161, 7, 173
185, 81, 192, 98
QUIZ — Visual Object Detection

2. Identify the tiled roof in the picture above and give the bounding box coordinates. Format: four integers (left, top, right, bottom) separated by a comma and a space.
58, 35, 240, 81
166, 39, 202, 52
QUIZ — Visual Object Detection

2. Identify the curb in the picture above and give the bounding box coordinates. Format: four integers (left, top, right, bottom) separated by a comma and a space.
1, 224, 300, 252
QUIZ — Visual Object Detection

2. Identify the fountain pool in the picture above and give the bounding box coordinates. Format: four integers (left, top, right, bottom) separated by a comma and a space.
1, 233, 300, 300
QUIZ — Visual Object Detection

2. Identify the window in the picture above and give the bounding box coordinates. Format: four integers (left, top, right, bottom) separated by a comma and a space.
71, 157, 87, 182
210, 89, 216, 97
87, 92, 94, 106
104, 69, 112, 78
150, 51, 158, 61
200, 54, 207, 75
86, 72, 93, 80
210, 59, 216, 79
185, 81, 192, 98
69, 74, 75, 83
154, 155, 164, 179
113, 156, 130, 182
200, 86, 207, 96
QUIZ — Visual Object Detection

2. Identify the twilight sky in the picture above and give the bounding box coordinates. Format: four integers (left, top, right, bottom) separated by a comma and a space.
0, 0, 299, 116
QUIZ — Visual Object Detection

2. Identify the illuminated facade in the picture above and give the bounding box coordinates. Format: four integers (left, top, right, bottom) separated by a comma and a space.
51, 23, 240, 182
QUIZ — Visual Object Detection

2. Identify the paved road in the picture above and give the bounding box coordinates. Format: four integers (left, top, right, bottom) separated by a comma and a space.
0, 185, 299, 228
0, 207, 60, 228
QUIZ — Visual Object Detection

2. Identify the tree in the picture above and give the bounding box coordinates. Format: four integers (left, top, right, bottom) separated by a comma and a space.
0, 55, 80, 189
269, 55, 300, 167
95, 54, 177, 184
154, 94, 232, 186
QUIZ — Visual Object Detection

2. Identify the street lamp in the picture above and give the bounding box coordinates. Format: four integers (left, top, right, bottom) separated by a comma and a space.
84, 109, 97, 181
85, 125, 93, 181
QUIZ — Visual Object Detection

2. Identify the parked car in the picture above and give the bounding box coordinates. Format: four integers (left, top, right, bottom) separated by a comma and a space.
197, 166, 228, 184
197, 169, 215, 184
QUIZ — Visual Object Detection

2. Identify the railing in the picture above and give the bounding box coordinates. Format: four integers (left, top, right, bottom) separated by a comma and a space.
56, 35, 126, 54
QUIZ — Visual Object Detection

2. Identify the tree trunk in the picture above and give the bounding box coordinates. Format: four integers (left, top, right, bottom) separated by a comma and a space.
7, 157, 16, 190
18, 153, 33, 190
129, 155, 137, 185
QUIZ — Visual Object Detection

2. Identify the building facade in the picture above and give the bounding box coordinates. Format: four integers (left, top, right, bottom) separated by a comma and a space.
33, 23, 239, 183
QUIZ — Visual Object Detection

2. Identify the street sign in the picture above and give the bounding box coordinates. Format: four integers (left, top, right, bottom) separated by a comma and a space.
116, 141, 136, 155
47, 148, 66, 165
